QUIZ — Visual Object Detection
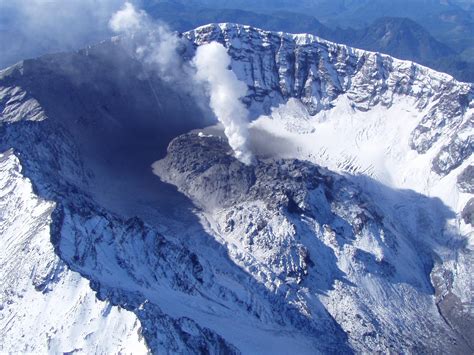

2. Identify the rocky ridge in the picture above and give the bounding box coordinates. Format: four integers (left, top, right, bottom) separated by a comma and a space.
185, 23, 473, 176
0, 23, 472, 353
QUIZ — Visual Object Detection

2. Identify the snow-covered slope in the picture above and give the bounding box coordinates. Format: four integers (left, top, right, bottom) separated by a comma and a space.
0, 150, 146, 353
185, 23, 473, 182
0, 23, 472, 353
153, 131, 472, 353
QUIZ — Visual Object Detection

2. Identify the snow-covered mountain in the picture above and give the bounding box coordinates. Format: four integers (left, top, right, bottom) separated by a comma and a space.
0, 23, 472, 353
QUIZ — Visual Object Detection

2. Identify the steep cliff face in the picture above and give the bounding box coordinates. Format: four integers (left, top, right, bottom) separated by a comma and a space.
0, 23, 472, 353
185, 23, 473, 178
0, 150, 147, 354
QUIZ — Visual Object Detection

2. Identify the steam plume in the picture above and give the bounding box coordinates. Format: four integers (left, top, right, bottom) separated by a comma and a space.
110, 4, 253, 164
108, 2, 182, 81
193, 42, 253, 165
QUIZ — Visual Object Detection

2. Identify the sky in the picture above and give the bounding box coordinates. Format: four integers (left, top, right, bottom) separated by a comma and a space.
0, 0, 126, 68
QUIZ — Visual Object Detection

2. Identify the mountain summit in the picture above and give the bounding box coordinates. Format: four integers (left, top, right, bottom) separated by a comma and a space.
0, 23, 472, 353
342, 17, 454, 61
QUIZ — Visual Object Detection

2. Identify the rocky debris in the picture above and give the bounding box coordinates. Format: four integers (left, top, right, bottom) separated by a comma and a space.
155, 133, 335, 217
410, 90, 471, 155
457, 165, 474, 193
432, 118, 473, 176
154, 132, 472, 353
462, 198, 474, 225
431, 254, 474, 351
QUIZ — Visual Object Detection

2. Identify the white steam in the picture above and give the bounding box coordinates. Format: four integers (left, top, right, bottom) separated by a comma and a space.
108, 2, 182, 80
108, 2, 143, 33
109, 4, 253, 164
193, 42, 253, 165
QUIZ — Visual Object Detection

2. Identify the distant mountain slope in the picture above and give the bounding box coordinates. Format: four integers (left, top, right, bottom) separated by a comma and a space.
144, 2, 334, 40
170, 0, 474, 49
143, 2, 474, 82
335, 17, 474, 82
341, 17, 454, 62
1, 1, 472, 82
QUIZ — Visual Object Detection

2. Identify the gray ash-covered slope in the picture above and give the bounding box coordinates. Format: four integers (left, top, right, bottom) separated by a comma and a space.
0, 23, 473, 353
155, 133, 473, 353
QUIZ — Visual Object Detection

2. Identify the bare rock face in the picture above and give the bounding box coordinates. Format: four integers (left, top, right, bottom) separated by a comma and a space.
432, 118, 473, 176
458, 165, 474, 193
462, 198, 474, 225
185, 23, 473, 177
